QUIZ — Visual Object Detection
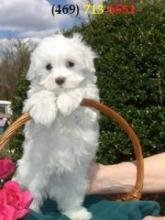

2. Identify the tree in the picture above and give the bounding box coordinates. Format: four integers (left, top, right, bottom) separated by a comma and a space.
0, 41, 31, 100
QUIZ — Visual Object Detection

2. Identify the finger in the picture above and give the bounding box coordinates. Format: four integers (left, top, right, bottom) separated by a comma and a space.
143, 216, 165, 220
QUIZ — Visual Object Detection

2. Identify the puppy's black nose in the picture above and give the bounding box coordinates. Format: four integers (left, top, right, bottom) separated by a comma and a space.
55, 77, 66, 85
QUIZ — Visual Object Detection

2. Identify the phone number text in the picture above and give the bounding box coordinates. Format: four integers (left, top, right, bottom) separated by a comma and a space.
51, 4, 135, 17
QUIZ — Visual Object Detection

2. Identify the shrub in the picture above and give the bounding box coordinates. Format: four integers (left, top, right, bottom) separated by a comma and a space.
10, 2, 165, 163
9, 74, 29, 161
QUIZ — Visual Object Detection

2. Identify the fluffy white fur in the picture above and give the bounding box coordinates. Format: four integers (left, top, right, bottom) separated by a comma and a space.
15, 34, 99, 220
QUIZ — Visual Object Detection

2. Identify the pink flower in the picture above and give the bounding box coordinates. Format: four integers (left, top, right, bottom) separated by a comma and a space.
0, 189, 16, 220
0, 159, 16, 180
0, 203, 16, 220
0, 181, 33, 219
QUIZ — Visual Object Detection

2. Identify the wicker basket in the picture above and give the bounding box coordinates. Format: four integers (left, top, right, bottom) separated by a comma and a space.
0, 98, 144, 201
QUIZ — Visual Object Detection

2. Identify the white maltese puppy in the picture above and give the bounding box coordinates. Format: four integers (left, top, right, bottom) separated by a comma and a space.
15, 34, 99, 220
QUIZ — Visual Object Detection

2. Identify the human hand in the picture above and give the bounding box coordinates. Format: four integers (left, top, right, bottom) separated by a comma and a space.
87, 162, 117, 194
143, 217, 165, 220
87, 163, 165, 220
87, 162, 136, 194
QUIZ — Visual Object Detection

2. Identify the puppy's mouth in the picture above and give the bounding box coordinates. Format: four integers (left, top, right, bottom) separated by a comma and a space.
40, 74, 85, 92
55, 84, 76, 91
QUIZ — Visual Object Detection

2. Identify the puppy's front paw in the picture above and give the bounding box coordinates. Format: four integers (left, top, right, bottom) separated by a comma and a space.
24, 91, 57, 127
63, 207, 92, 220
30, 102, 57, 127
57, 93, 82, 116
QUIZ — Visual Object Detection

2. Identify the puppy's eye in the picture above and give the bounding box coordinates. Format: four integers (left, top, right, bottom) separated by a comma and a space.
66, 61, 75, 68
46, 63, 52, 70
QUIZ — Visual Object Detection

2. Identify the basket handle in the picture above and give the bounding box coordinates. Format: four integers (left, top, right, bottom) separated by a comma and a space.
0, 98, 144, 201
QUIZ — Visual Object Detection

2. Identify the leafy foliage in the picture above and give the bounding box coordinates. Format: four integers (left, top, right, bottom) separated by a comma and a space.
9, 74, 29, 161
10, 3, 165, 163
66, 3, 165, 164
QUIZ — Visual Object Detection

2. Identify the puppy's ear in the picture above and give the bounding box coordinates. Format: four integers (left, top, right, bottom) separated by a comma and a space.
26, 52, 37, 81
72, 33, 98, 73
83, 46, 97, 73
26, 38, 43, 81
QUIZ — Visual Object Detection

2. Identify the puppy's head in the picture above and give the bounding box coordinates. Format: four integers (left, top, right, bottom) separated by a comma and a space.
27, 34, 97, 92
